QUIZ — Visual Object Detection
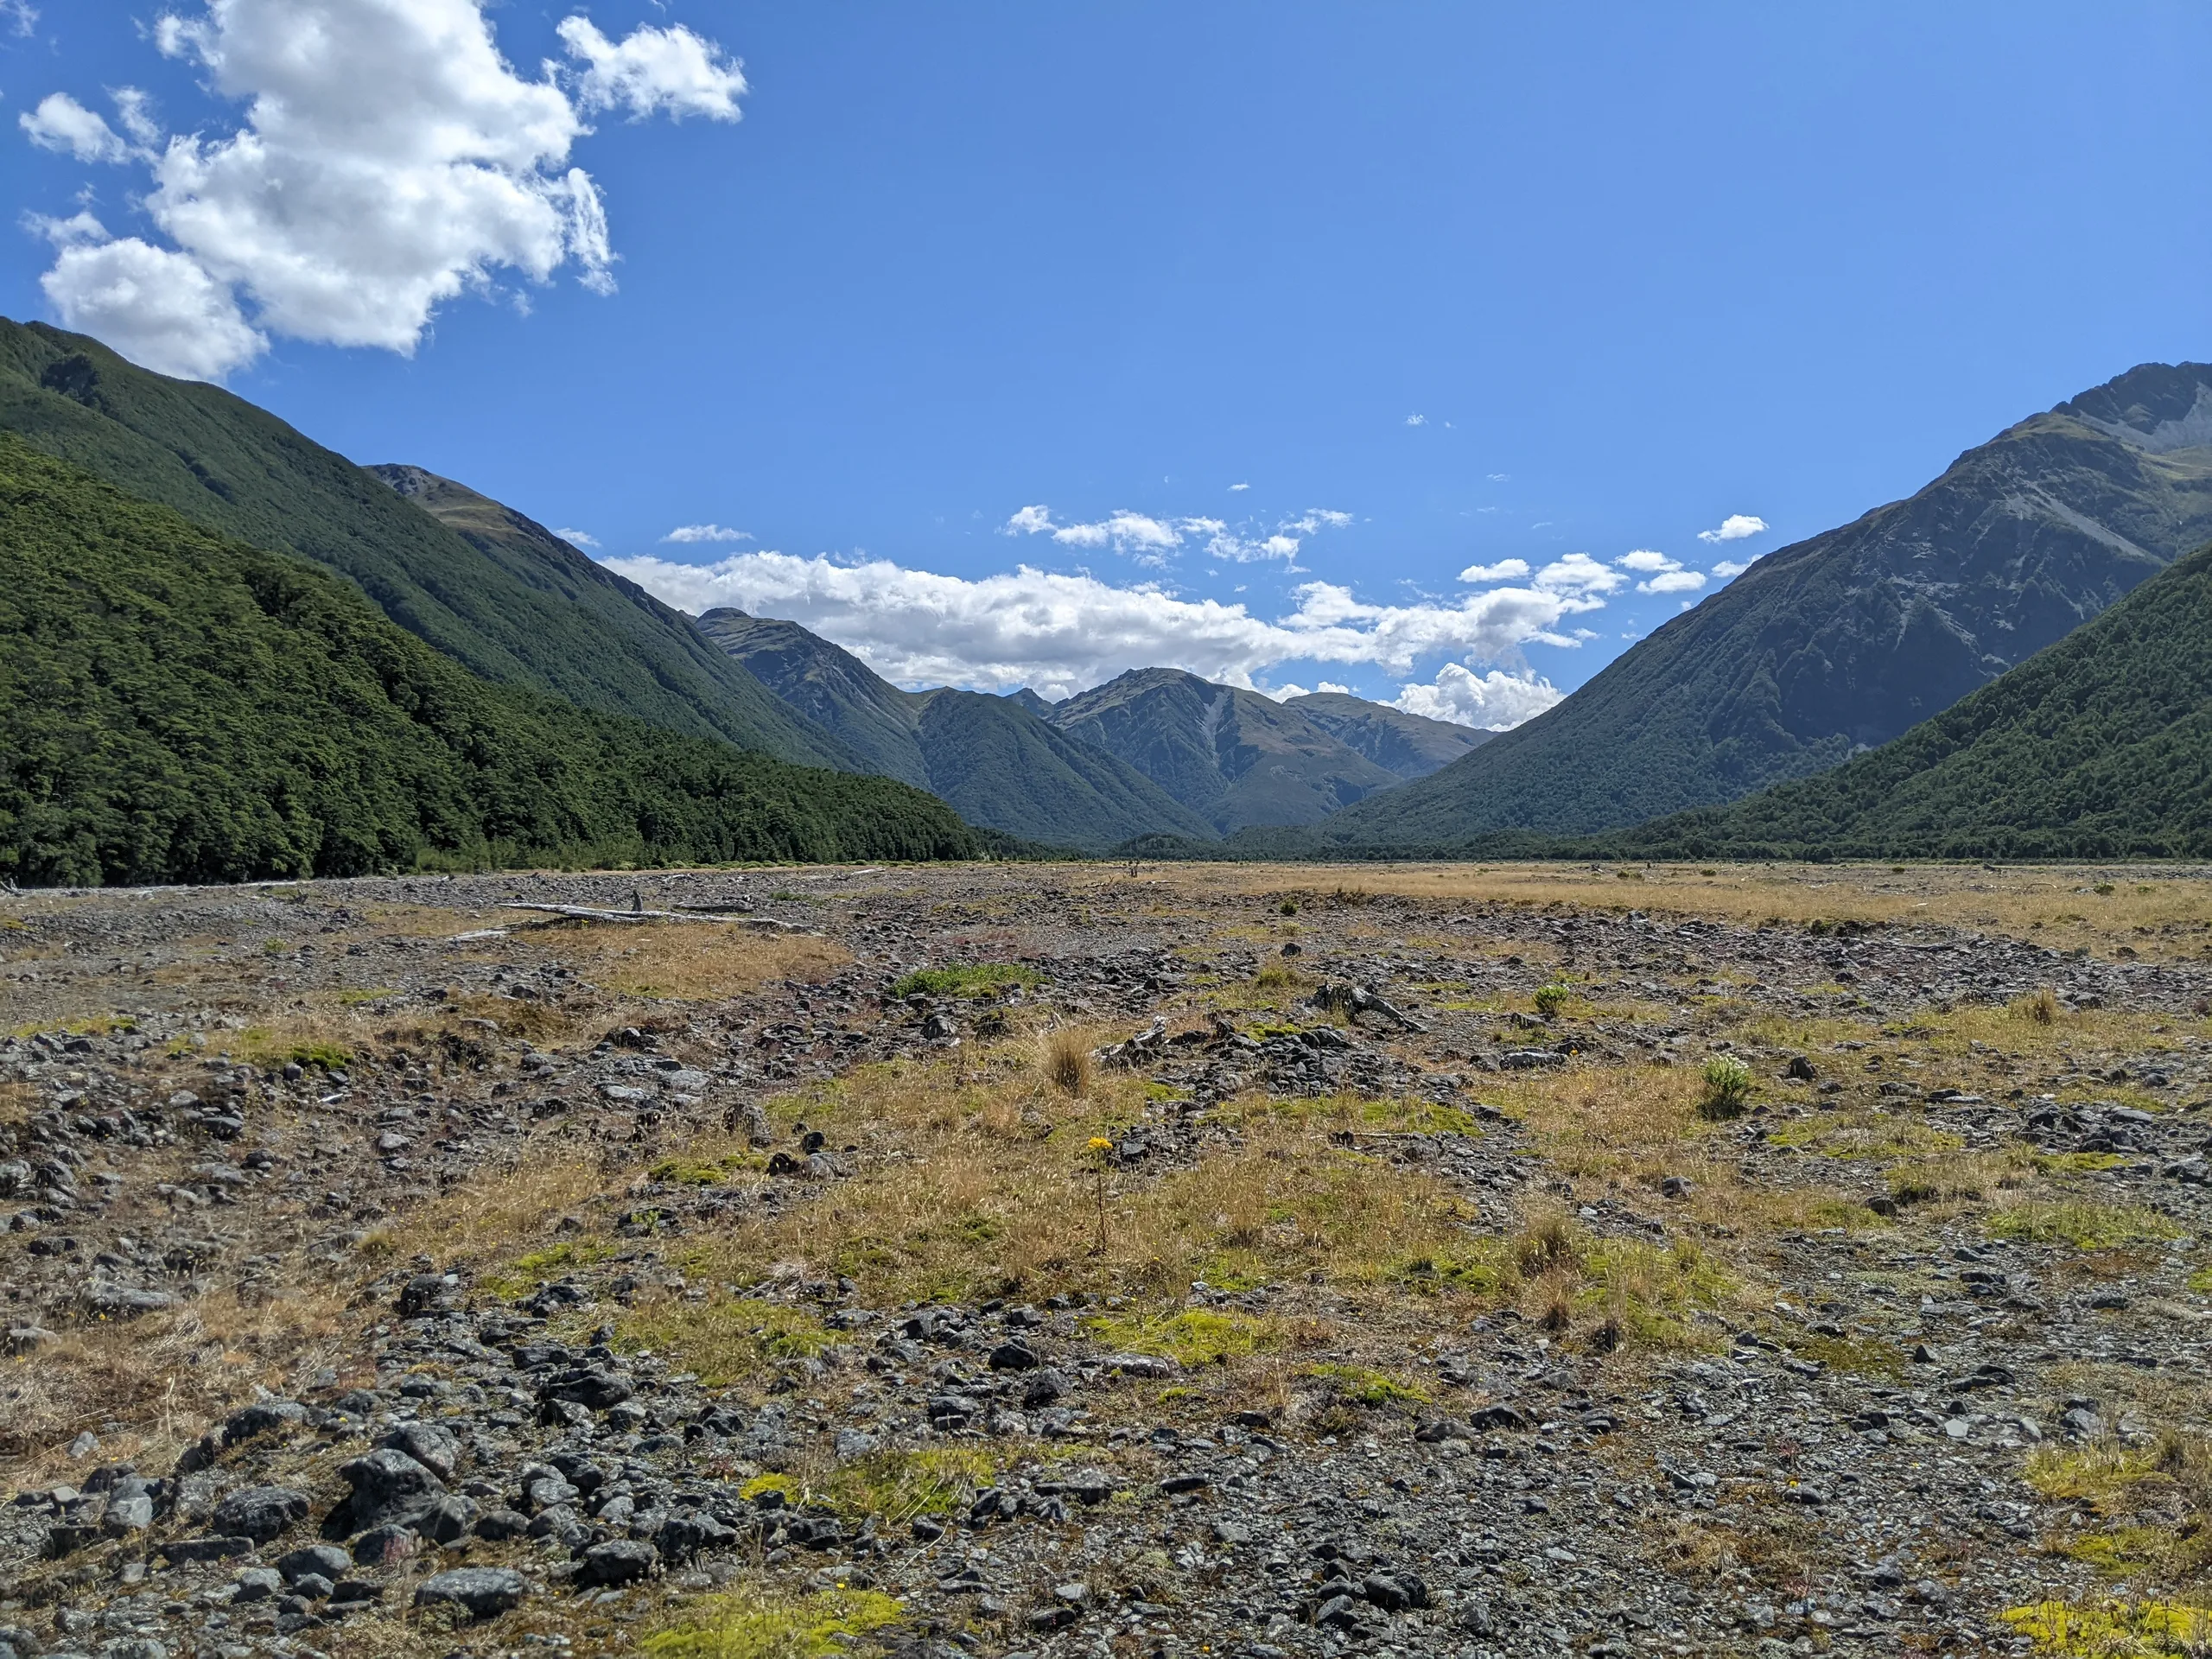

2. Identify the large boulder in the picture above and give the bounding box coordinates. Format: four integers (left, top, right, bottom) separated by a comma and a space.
210, 1485, 310, 1544
416, 1567, 529, 1618
575, 1539, 657, 1587
374, 1421, 460, 1480
331, 1449, 444, 1534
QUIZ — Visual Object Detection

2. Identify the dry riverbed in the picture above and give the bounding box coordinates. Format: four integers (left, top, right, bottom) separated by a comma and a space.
6, 861, 2212, 1659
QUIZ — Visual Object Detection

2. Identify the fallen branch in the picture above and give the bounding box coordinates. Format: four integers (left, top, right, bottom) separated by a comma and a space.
499, 903, 814, 932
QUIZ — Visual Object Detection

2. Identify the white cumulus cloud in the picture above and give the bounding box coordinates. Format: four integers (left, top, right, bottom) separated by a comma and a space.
552, 526, 597, 547
606, 550, 1603, 701
17, 0, 747, 380
1711, 558, 1752, 579
1405, 414, 1427, 427
1611, 547, 1707, 595
556, 17, 746, 121
39, 227, 267, 382
663, 524, 750, 543
1459, 559, 1531, 584
1533, 554, 1625, 598
1698, 513, 1768, 543
1392, 664, 1563, 731
20, 92, 137, 163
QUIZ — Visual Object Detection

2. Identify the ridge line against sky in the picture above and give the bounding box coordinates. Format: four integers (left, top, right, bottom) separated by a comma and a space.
7, 1, 2206, 727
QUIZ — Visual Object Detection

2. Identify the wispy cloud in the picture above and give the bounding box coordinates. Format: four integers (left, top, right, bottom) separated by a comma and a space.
1698, 513, 1768, 543
664, 524, 750, 543
1404, 413, 1427, 427
1002, 502, 1351, 567
19, 92, 140, 163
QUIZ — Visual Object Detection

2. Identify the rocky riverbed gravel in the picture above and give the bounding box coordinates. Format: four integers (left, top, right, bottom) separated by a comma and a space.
6, 864, 2212, 1659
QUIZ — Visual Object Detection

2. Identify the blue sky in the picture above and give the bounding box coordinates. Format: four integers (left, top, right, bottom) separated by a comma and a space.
7, 3, 2209, 721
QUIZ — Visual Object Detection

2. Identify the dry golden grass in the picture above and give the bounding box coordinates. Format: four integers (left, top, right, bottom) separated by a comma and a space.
1039, 1026, 1095, 1096
0, 1281, 359, 1487
450, 1047, 1521, 1394
1489, 1063, 1888, 1237
536, 920, 849, 1001
1089, 861, 2212, 963
367, 1152, 614, 1274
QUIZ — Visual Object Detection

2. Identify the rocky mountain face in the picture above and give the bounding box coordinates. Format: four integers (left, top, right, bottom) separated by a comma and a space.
1044, 670, 1406, 835
1306, 360, 2212, 847
0, 317, 849, 771
1610, 531, 2212, 861
1285, 692, 1494, 779
696, 611, 1216, 849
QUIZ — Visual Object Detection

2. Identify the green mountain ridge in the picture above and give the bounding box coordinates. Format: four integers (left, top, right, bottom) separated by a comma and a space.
0, 438, 976, 886
0, 318, 851, 770
1600, 536, 2212, 861
1043, 669, 1406, 834
1301, 360, 2212, 848
694, 611, 1218, 848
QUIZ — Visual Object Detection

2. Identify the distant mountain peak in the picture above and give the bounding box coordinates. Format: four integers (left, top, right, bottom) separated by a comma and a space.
1300, 357, 2212, 847
2056, 361, 2212, 454
370, 462, 440, 498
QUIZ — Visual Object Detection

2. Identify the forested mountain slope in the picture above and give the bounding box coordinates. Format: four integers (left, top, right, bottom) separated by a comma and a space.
0, 318, 848, 767
1609, 537, 2212, 861
0, 440, 976, 886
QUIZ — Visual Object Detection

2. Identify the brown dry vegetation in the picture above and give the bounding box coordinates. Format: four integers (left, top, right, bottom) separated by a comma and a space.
532, 921, 849, 1002
1086, 861, 2212, 963
1, 1282, 360, 1488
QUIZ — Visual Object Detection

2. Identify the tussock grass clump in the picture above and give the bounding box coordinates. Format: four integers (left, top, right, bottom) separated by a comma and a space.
2011, 985, 2063, 1027
644, 1589, 905, 1659
816, 1447, 996, 1525
1497, 1202, 1735, 1351
1988, 1200, 2182, 1250
1886, 1145, 2038, 1211
1040, 1027, 1094, 1096
2019, 1429, 2212, 1598
1532, 981, 1574, 1020
1088, 1307, 1272, 1367
0, 1281, 356, 1486
1696, 1055, 1754, 1120
611, 1294, 833, 1387
1513, 1204, 1580, 1277
890, 963, 1042, 1001
1253, 960, 1305, 993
